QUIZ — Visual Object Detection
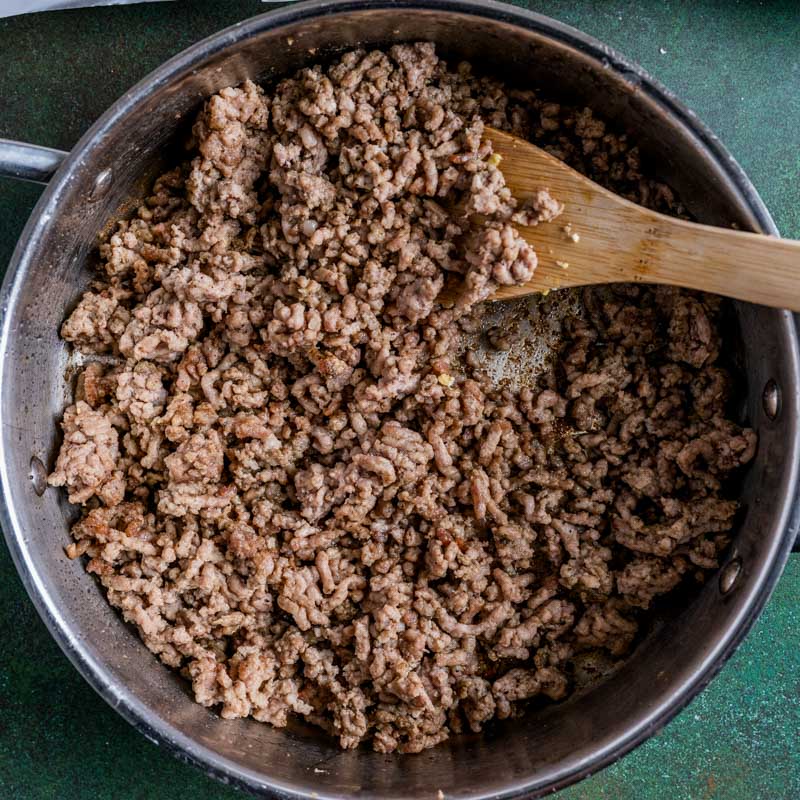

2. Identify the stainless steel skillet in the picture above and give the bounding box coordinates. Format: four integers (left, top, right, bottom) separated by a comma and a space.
0, 2, 798, 798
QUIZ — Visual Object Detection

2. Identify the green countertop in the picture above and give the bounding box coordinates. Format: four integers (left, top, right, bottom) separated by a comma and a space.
0, 2, 798, 798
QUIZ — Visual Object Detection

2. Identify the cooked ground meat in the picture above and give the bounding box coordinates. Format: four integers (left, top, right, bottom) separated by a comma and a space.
49, 43, 755, 754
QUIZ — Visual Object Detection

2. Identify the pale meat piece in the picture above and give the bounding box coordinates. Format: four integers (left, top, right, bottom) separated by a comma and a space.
48, 401, 124, 506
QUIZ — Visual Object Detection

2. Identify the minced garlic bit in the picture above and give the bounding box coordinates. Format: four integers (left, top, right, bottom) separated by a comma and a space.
562, 223, 580, 243
438, 373, 455, 387
487, 152, 503, 167
556, 260, 569, 269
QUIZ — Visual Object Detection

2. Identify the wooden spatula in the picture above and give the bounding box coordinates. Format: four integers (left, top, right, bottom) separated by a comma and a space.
484, 126, 800, 309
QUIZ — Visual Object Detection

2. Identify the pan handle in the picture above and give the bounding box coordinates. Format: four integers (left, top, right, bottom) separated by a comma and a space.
0, 139, 67, 184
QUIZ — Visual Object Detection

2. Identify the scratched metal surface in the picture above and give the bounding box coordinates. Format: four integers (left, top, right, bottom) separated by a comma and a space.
0, 2, 798, 799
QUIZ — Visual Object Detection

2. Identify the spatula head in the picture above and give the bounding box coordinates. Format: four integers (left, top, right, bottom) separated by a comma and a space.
484, 126, 640, 300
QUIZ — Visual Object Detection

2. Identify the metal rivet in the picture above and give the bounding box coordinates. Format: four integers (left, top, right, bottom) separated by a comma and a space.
29, 456, 47, 496
762, 379, 780, 420
89, 168, 113, 201
719, 557, 742, 595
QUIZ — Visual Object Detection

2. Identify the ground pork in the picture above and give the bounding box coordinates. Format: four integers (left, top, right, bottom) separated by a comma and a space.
50, 43, 754, 754
48, 401, 125, 505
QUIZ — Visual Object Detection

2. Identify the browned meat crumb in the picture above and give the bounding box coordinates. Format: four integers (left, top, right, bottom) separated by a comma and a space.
49, 43, 754, 754
512, 190, 565, 226
49, 401, 125, 506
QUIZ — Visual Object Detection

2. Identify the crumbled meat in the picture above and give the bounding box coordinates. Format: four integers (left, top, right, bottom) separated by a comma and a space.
61, 288, 131, 354
48, 401, 124, 505
50, 44, 754, 754
119, 288, 204, 363
512, 190, 565, 226
116, 361, 168, 422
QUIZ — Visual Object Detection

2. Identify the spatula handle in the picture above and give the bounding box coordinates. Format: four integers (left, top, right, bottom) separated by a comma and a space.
629, 212, 800, 310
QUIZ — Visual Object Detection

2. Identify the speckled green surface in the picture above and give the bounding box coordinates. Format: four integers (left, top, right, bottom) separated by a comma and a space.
0, 2, 798, 799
